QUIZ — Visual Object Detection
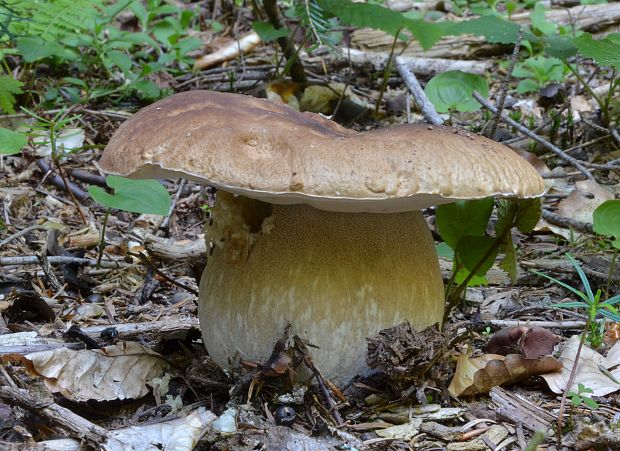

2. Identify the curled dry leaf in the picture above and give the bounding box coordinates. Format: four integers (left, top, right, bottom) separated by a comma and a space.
541, 335, 620, 397
5, 341, 170, 401
485, 326, 559, 358
448, 347, 562, 397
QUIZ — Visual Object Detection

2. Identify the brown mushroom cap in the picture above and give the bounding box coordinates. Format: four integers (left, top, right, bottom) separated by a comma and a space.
100, 90, 545, 213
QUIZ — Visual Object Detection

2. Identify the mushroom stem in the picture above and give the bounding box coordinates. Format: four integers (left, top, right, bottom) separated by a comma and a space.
199, 192, 445, 383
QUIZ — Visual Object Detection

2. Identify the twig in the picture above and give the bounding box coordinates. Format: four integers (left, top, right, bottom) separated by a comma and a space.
0, 224, 48, 248
0, 255, 128, 269
489, 27, 523, 139
35, 158, 89, 201
487, 320, 586, 330
157, 179, 187, 234
541, 209, 594, 234
394, 56, 444, 126
472, 91, 596, 181
0, 386, 111, 446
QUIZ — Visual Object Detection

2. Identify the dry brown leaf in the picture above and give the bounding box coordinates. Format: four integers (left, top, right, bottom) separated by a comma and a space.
449, 347, 562, 397
537, 180, 614, 240
5, 341, 170, 401
541, 335, 620, 396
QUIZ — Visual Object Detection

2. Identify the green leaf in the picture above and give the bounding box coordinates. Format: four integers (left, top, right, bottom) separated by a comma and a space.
593, 200, 620, 248
0, 128, 27, 155
435, 242, 454, 259
318, 0, 405, 36
457, 235, 498, 276
130, 80, 161, 99
515, 198, 542, 233
533, 269, 591, 304
252, 21, 289, 42
516, 78, 540, 94
544, 34, 578, 60
574, 32, 620, 70
550, 301, 589, 309
403, 19, 446, 50
425, 70, 489, 113
500, 239, 518, 283
16, 37, 66, 62
582, 397, 599, 410
105, 50, 133, 74
530, 3, 557, 36
447, 15, 521, 44
436, 197, 494, 249
88, 176, 171, 215
567, 254, 594, 303
0, 76, 23, 114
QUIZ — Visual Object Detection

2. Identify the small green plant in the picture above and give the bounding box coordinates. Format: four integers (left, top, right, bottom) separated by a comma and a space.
438, 197, 542, 323
512, 56, 567, 93
425, 70, 489, 114
535, 254, 620, 348
567, 383, 598, 410
593, 200, 620, 250
88, 175, 171, 216
0, 127, 27, 155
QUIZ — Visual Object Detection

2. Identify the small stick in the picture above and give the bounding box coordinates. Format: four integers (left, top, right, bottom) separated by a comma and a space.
473, 91, 596, 181
541, 209, 594, 234
0, 255, 128, 268
304, 354, 344, 426
36, 158, 89, 201
157, 179, 187, 235
0, 224, 48, 248
394, 56, 444, 126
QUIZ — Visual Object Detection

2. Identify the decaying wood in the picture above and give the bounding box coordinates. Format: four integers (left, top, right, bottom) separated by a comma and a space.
0, 386, 111, 445
489, 386, 557, 432
351, 3, 620, 59
80, 317, 200, 340
335, 49, 492, 75
487, 320, 586, 330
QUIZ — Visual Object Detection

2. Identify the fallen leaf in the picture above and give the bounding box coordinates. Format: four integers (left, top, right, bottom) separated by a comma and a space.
449, 347, 562, 397
375, 418, 423, 440
541, 335, 620, 396
5, 341, 170, 401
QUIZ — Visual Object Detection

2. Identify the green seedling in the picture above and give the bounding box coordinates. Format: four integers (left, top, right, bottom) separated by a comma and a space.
534, 254, 620, 348
568, 383, 598, 410
513, 56, 567, 94
425, 70, 489, 114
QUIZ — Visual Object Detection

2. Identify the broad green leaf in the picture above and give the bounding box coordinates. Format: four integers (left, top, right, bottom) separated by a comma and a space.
252, 21, 289, 42
454, 266, 488, 287
176, 36, 203, 55
0, 76, 23, 114
457, 235, 498, 276
544, 34, 578, 60
16, 37, 67, 62
515, 198, 542, 233
436, 197, 494, 249
447, 15, 521, 44
516, 78, 540, 94
88, 176, 171, 215
425, 70, 489, 113
403, 19, 446, 50
318, 0, 405, 37
0, 128, 27, 155
593, 200, 620, 248
574, 32, 620, 70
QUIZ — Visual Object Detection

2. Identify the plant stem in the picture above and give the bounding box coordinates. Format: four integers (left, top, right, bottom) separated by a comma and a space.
556, 321, 590, 448
605, 250, 618, 300
96, 208, 110, 269
374, 29, 401, 116
49, 124, 88, 225
566, 63, 605, 122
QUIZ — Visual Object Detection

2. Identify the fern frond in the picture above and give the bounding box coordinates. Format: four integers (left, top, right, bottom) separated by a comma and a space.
0, 75, 23, 113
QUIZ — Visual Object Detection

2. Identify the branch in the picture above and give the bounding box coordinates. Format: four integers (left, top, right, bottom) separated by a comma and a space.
394, 56, 443, 126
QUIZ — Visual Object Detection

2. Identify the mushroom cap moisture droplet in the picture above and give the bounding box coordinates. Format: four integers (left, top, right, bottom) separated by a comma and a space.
99, 90, 545, 383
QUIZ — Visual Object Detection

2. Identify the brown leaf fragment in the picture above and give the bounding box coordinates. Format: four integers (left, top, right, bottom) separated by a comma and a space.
485, 326, 559, 358
449, 347, 562, 397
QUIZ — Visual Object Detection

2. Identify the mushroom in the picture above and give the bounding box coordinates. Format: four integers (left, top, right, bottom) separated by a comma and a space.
99, 90, 545, 383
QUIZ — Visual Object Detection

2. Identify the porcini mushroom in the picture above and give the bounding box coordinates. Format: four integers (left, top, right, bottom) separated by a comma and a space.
99, 90, 545, 383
